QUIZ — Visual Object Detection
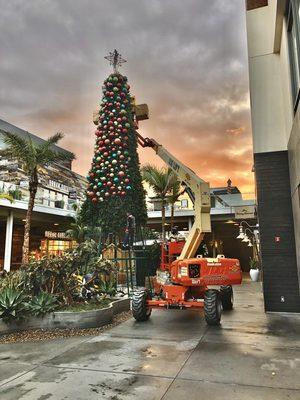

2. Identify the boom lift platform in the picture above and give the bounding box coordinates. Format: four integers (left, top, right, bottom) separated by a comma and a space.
132, 132, 242, 325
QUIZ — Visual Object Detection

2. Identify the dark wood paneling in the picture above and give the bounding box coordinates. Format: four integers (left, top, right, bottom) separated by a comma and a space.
246, 0, 268, 11
255, 151, 300, 312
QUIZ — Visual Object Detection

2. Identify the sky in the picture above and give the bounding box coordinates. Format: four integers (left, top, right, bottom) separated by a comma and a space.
0, 0, 254, 194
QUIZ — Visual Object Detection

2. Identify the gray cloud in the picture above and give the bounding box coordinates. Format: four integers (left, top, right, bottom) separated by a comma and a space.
0, 0, 253, 192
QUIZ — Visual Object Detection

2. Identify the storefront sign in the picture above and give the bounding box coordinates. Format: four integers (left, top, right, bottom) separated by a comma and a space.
45, 231, 67, 239
48, 179, 69, 193
234, 205, 255, 220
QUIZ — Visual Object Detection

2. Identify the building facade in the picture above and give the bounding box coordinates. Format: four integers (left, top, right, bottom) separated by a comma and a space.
0, 119, 87, 271
246, 0, 300, 311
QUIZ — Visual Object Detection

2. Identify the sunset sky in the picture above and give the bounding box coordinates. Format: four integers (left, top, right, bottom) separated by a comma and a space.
0, 0, 254, 194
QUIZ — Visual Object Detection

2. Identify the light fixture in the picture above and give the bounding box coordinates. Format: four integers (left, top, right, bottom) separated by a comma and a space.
236, 227, 245, 239
22, 219, 26, 222
54, 223, 59, 226
242, 235, 250, 243
225, 220, 235, 224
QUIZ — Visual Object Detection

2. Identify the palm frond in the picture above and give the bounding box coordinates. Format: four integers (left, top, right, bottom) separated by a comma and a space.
0, 131, 28, 160
142, 164, 176, 198
0, 131, 38, 172
35, 133, 75, 166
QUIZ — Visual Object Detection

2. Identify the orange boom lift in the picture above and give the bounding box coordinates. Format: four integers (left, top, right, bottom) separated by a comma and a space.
132, 131, 242, 325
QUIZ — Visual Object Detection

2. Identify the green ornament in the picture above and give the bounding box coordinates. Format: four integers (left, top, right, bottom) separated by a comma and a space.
113, 87, 118, 92
97, 182, 103, 187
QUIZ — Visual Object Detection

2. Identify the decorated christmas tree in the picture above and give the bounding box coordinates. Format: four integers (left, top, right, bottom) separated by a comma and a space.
82, 50, 147, 240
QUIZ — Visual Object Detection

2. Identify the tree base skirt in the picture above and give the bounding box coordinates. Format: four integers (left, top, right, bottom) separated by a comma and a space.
0, 298, 130, 335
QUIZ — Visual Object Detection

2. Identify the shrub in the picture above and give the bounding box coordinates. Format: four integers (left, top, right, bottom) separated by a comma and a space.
0, 287, 27, 322
28, 292, 57, 316
0, 270, 27, 292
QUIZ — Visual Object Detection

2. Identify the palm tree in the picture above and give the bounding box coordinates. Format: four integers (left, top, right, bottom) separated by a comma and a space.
167, 180, 185, 230
1, 131, 74, 264
142, 164, 177, 240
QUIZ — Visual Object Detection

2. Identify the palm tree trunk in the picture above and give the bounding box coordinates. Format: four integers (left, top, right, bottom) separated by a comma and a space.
22, 170, 38, 264
170, 203, 175, 230
161, 200, 166, 241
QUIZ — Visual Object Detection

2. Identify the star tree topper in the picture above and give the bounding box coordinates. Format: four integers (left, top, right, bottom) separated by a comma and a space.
104, 49, 127, 73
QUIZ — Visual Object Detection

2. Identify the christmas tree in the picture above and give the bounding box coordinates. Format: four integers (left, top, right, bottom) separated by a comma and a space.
82, 50, 147, 240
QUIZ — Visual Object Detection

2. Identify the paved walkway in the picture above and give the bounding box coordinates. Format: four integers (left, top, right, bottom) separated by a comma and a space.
0, 280, 300, 399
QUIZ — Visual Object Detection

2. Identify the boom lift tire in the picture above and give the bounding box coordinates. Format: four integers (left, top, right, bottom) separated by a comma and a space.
220, 285, 233, 310
132, 289, 152, 322
204, 289, 222, 326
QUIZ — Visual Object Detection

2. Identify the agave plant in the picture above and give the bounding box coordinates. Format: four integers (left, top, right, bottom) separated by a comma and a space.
0, 287, 27, 322
100, 280, 117, 297
28, 291, 58, 316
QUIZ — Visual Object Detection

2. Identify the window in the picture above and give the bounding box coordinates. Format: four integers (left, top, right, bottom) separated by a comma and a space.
287, 0, 300, 110
181, 199, 188, 208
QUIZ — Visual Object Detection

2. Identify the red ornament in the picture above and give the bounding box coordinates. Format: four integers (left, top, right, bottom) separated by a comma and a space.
114, 138, 121, 145
118, 171, 125, 177
104, 139, 110, 144
92, 197, 98, 203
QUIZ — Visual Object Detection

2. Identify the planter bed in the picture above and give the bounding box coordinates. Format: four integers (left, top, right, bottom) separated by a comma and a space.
0, 297, 130, 336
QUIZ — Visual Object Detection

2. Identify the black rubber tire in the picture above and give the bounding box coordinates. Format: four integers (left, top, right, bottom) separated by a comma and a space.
204, 289, 222, 326
132, 289, 152, 322
220, 285, 233, 310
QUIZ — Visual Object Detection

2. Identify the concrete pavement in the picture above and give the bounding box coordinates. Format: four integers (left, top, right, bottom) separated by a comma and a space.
0, 280, 300, 399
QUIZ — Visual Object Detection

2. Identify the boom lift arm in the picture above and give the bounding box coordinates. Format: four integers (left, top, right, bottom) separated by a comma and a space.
136, 131, 211, 259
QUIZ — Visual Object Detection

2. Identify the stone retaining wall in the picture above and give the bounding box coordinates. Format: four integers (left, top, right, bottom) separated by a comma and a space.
0, 298, 130, 335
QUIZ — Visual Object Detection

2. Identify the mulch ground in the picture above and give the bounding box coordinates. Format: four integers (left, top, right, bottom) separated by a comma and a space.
0, 311, 132, 344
